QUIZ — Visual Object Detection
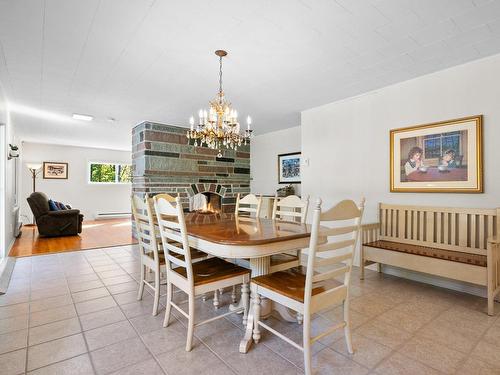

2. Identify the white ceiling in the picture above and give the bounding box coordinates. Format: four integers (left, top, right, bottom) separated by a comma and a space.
1, 0, 500, 151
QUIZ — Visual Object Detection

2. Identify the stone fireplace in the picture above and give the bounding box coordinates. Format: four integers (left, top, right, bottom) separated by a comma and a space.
132, 121, 250, 217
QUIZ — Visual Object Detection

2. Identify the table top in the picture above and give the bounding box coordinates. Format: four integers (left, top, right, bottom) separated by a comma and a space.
184, 212, 312, 246
406, 167, 467, 182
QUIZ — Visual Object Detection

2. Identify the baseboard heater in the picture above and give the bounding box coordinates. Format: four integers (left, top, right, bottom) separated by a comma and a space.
95, 212, 132, 220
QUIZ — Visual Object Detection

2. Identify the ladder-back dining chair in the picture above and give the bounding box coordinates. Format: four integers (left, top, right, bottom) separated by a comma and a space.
154, 195, 251, 351
235, 193, 262, 217
269, 194, 309, 273
250, 197, 365, 375
132, 193, 208, 315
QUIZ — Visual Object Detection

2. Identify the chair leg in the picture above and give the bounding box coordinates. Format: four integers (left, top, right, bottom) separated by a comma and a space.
360, 247, 365, 280
252, 292, 261, 343
152, 267, 160, 316
213, 289, 219, 309
231, 285, 237, 303
297, 313, 303, 325
241, 283, 249, 326
137, 264, 145, 301
303, 313, 312, 375
377, 263, 383, 273
186, 293, 195, 351
343, 300, 354, 354
163, 282, 173, 328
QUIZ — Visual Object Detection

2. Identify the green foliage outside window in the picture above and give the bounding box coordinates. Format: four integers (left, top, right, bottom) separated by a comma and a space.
89, 163, 131, 183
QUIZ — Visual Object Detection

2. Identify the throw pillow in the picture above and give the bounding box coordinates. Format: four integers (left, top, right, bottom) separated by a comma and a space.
48, 199, 59, 211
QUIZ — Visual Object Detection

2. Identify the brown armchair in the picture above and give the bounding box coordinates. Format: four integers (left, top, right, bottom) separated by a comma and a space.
27, 192, 83, 237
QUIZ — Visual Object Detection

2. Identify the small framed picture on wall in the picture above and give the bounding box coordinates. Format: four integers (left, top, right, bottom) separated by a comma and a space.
43, 162, 68, 179
278, 152, 301, 184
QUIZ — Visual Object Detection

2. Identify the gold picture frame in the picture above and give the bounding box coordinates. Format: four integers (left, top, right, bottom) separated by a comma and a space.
390, 115, 483, 193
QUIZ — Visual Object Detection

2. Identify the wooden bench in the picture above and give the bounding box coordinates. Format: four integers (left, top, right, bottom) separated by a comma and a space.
361, 203, 500, 315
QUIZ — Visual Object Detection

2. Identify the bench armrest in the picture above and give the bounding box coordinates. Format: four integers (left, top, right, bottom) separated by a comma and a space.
361, 222, 380, 243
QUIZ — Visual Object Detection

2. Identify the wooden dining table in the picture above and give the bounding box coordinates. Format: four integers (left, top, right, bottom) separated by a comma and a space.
183, 212, 314, 353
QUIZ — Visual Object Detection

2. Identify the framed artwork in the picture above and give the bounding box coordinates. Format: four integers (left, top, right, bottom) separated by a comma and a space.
43, 162, 68, 179
278, 152, 301, 184
390, 115, 483, 193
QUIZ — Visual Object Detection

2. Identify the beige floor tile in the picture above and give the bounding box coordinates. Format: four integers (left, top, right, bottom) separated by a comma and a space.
0, 303, 29, 320
79, 306, 126, 331
72, 287, 110, 303
120, 298, 155, 319
417, 319, 482, 353
0, 329, 28, 355
398, 336, 466, 374
456, 355, 500, 375
29, 294, 73, 313
129, 312, 164, 335
29, 304, 77, 327
0, 291, 30, 307
356, 320, 411, 349
28, 317, 81, 346
375, 352, 443, 375
330, 332, 392, 369
470, 339, 500, 367
97, 269, 127, 279
75, 296, 117, 315
140, 319, 192, 355
320, 304, 372, 330
69, 280, 104, 293
109, 358, 164, 375
349, 294, 394, 318
156, 344, 235, 375
90, 337, 152, 375
481, 319, 500, 347
113, 290, 144, 306
0, 348, 26, 375
101, 275, 134, 286
84, 320, 137, 351
312, 347, 370, 375
27, 333, 87, 371
373, 307, 434, 333
27, 353, 94, 375
30, 285, 69, 301
0, 315, 29, 334
107, 281, 139, 295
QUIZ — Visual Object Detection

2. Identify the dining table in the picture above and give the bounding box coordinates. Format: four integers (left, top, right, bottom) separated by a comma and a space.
182, 212, 315, 353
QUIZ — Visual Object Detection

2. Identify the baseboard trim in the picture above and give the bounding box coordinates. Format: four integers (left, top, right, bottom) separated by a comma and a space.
0, 257, 16, 294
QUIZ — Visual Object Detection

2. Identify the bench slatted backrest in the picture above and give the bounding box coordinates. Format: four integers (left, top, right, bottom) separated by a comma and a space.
379, 203, 499, 255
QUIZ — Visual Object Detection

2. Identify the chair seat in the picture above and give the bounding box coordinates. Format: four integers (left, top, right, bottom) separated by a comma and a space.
252, 266, 342, 303
270, 253, 299, 267
364, 240, 487, 267
173, 257, 250, 286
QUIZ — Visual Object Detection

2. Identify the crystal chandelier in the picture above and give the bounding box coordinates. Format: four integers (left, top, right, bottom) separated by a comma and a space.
187, 50, 252, 158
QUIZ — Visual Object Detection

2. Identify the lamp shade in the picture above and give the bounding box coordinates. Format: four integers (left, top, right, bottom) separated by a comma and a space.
26, 162, 42, 170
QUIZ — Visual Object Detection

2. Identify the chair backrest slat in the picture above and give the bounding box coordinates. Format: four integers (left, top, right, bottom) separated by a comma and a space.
131, 194, 160, 261
304, 198, 365, 314
235, 193, 262, 217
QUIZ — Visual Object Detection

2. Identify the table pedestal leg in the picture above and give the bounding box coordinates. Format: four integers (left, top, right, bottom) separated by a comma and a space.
239, 257, 270, 353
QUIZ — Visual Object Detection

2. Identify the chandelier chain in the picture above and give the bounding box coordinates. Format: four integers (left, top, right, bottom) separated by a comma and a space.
219, 56, 223, 95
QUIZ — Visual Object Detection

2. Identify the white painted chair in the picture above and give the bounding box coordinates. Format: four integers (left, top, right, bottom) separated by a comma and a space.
251, 198, 365, 375
235, 193, 262, 217
270, 194, 309, 273
154, 195, 251, 351
132, 193, 207, 316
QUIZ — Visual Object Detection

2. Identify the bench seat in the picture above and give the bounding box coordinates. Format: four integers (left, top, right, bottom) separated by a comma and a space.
364, 240, 487, 267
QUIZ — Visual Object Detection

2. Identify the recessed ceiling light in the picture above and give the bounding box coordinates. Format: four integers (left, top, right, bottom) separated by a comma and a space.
72, 113, 94, 121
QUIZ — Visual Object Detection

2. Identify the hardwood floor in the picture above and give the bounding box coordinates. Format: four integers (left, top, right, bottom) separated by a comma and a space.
9, 218, 137, 257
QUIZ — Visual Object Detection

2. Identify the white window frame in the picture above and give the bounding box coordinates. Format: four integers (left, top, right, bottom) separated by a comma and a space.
88, 161, 132, 185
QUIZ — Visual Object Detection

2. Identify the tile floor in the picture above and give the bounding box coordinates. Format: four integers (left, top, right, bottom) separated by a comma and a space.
0, 245, 499, 374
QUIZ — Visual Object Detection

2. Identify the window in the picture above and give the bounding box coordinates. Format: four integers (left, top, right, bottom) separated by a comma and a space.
423, 131, 460, 159
89, 162, 132, 184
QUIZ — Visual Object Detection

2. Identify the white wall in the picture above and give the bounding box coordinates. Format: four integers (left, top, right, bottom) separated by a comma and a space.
20, 142, 132, 222
250, 126, 301, 196
301, 53, 500, 296
0, 86, 17, 257
302, 53, 500, 223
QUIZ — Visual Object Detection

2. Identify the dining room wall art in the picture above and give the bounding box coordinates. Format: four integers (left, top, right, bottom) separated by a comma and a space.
278, 152, 301, 184
390, 115, 483, 193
